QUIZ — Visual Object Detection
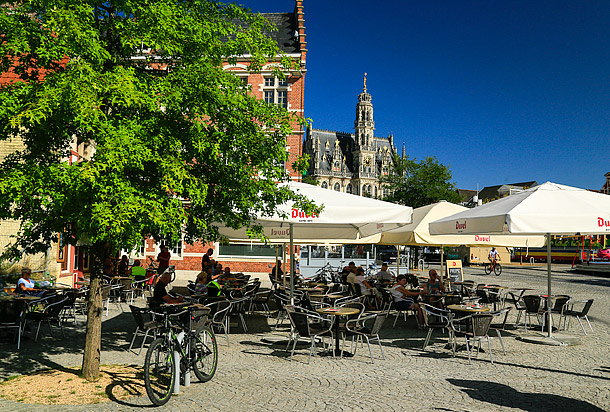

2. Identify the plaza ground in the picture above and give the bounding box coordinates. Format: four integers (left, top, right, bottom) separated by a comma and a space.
0, 264, 608, 411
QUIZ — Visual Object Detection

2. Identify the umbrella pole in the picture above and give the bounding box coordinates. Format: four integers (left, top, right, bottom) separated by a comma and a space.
547, 233, 552, 338
440, 245, 444, 278
282, 243, 287, 290
396, 246, 400, 277
275, 245, 279, 283
290, 223, 295, 305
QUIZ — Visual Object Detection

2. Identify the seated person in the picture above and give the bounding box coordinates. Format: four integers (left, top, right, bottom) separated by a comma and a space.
213, 263, 223, 277
17, 267, 44, 296
375, 263, 393, 283
118, 255, 129, 277
390, 275, 423, 325
130, 260, 147, 281
341, 261, 356, 284
102, 256, 114, 278
207, 277, 223, 297
345, 263, 359, 285
223, 266, 233, 278
151, 271, 184, 307
424, 269, 445, 295
194, 271, 209, 294
353, 266, 381, 302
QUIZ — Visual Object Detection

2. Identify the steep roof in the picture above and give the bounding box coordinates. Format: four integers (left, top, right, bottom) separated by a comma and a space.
478, 181, 538, 201
260, 13, 301, 54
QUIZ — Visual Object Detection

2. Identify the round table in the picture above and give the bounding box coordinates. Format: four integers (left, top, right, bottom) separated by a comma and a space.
447, 304, 491, 313
316, 307, 360, 357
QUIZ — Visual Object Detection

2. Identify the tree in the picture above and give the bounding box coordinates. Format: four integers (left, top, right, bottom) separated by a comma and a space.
0, 1, 316, 380
380, 153, 461, 208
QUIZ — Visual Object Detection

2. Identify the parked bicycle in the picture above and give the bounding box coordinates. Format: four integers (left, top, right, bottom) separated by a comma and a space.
307, 261, 343, 284
144, 302, 218, 405
484, 262, 503, 276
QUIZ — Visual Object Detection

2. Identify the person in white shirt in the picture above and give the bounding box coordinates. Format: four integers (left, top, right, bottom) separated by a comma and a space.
488, 247, 500, 269
17, 268, 44, 296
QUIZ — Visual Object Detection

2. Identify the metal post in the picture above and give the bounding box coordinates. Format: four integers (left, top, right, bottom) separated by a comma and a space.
173, 330, 185, 394
290, 223, 295, 305
440, 245, 444, 279
396, 246, 400, 277
546, 233, 553, 338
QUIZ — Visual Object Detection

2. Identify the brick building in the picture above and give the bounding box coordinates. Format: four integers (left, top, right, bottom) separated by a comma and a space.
302, 75, 397, 197
161, 1, 307, 273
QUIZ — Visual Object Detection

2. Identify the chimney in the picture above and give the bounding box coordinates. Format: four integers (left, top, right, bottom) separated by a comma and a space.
294, 1, 307, 65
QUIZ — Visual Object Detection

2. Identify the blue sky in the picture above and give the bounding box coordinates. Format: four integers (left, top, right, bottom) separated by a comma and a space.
239, 1, 610, 191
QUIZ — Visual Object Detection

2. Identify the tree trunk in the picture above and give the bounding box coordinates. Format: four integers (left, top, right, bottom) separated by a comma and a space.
81, 243, 105, 381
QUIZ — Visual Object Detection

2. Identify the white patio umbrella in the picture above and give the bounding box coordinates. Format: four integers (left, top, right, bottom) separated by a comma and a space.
217, 181, 413, 243
217, 181, 413, 301
360, 201, 545, 246
358, 201, 546, 278
429, 182, 610, 341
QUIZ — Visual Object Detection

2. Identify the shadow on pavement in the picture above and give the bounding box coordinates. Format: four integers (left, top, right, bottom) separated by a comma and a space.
0, 311, 135, 381
447, 378, 607, 411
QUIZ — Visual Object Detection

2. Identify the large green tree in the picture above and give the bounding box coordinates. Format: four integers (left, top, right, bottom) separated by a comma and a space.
0, 1, 315, 380
381, 153, 461, 208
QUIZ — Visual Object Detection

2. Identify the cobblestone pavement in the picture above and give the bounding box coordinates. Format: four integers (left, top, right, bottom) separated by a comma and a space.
1, 264, 609, 411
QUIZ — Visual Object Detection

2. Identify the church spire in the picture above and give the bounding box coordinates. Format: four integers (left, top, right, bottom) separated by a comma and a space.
354, 73, 374, 149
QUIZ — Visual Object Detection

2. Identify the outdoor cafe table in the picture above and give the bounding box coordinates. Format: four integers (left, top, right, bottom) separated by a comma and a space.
447, 304, 491, 314
447, 304, 491, 337
315, 306, 360, 357
0, 295, 41, 302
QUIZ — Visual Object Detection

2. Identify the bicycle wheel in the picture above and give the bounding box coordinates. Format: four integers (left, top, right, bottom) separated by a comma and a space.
192, 326, 218, 382
144, 337, 175, 406
494, 263, 503, 276
484, 264, 492, 275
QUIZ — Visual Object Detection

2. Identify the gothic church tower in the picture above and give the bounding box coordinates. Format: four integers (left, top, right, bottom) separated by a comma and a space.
353, 73, 377, 195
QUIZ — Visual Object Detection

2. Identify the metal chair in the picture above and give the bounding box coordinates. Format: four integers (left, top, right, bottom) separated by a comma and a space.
59, 289, 79, 324
343, 313, 387, 363
0, 299, 28, 349
449, 313, 494, 364
420, 303, 453, 350
561, 299, 594, 335
228, 296, 250, 332
128, 305, 163, 355
508, 292, 527, 326
206, 300, 232, 344
249, 288, 274, 317
489, 307, 511, 355
549, 294, 571, 326
522, 295, 546, 331
24, 296, 68, 342
118, 278, 136, 305
285, 309, 334, 364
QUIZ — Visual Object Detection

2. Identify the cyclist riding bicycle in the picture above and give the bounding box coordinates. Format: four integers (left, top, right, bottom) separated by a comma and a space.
488, 247, 500, 269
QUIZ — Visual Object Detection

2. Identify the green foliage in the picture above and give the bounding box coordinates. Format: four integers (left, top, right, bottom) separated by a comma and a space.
0, 0, 317, 259
380, 153, 461, 208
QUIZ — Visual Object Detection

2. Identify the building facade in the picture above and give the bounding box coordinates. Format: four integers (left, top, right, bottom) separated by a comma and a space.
303, 75, 396, 198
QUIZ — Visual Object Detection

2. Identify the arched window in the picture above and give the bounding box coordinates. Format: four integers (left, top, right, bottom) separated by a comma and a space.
346, 183, 352, 194
374, 187, 378, 197
321, 181, 328, 189
333, 182, 341, 192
